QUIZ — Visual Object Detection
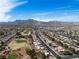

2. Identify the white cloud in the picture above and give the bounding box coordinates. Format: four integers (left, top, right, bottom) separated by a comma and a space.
32, 11, 79, 22
0, 0, 28, 22
54, 5, 72, 10
54, 15, 79, 22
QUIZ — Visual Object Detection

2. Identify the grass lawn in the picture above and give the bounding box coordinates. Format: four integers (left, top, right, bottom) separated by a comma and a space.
8, 40, 27, 50
7, 54, 16, 59
21, 31, 31, 36
16, 40, 27, 43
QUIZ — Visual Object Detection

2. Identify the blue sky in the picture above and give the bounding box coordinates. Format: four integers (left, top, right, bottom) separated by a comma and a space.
0, 0, 79, 22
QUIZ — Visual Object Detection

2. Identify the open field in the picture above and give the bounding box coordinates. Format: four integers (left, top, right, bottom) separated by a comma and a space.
7, 38, 31, 59
8, 38, 29, 50
21, 30, 31, 36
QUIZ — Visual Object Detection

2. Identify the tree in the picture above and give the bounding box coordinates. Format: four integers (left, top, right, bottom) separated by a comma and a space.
26, 48, 31, 55
26, 48, 37, 59
69, 47, 75, 53
16, 32, 21, 35
0, 31, 4, 35
51, 38, 55, 41
42, 53, 46, 59
63, 44, 68, 49
0, 55, 6, 59
49, 43, 52, 46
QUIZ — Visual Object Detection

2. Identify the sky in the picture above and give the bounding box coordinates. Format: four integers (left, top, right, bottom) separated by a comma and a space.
0, 0, 79, 22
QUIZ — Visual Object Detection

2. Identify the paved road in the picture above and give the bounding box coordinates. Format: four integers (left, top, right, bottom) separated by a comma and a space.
40, 29, 79, 59
35, 30, 60, 59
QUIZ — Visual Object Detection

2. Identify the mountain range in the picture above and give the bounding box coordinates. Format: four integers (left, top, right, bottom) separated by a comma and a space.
0, 19, 79, 26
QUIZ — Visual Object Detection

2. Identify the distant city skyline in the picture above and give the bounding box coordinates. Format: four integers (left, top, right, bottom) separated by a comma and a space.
0, 0, 79, 22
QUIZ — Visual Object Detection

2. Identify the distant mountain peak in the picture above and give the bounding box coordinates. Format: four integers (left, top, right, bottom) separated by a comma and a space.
27, 19, 34, 21
14, 19, 37, 22
26, 19, 37, 22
